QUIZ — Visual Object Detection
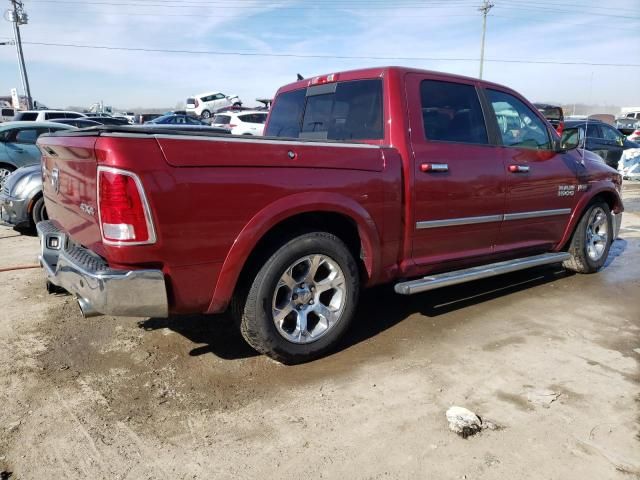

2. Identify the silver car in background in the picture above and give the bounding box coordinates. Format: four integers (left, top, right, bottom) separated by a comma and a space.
0, 164, 47, 228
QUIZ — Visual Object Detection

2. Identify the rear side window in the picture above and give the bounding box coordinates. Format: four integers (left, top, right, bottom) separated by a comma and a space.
420, 80, 488, 144
1, 108, 14, 116
266, 80, 383, 140
14, 112, 38, 121
212, 115, 231, 124
45, 112, 66, 120
487, 89, 551, 150
65, 112, 83, 119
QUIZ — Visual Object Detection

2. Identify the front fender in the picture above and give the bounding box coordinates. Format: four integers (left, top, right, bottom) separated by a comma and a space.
556, 181, 623, 250
206, 192, 381, 313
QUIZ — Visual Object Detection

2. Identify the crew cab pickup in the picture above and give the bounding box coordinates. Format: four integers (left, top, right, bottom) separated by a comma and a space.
36, 67, 623, 363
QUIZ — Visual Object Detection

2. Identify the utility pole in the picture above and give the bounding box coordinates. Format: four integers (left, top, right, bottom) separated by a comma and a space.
4, 0, 32, 109
478, 0, 494, 79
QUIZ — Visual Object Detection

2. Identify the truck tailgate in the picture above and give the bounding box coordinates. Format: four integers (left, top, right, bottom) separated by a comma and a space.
39, 134, 103, 253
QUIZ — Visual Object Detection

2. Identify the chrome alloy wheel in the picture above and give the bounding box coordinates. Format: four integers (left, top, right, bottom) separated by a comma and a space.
0, 167, 11, 188
586, 206, 608, 261
272, 254, 347, 344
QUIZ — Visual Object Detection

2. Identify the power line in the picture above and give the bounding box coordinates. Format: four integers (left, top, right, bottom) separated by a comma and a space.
18, 40, 640, 67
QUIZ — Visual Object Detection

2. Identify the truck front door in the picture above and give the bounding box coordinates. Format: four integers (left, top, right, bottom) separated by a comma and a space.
407, 74, 506, 267
483, 88, 579, 253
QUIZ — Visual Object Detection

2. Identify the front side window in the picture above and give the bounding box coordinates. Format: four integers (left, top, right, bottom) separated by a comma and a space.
601, 125, 623, 144
586, 123, 601, 138
487, 89, 551, 150
420, 80, 488, 144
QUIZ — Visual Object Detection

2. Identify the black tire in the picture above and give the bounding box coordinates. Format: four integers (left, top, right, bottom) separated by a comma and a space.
234, 231, 360, 364
563, 201, 612, 273
232, 102, 242, 107
31, 196, 47, 226
201, 110, 211, 119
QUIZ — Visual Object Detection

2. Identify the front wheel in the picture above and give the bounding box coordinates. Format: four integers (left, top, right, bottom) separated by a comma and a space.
564, 201, 612, 273
235, 232, 360, 364
0, 164, 16, 188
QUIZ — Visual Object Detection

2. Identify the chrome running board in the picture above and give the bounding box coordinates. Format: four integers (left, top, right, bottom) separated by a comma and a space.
394, 252, 571, 295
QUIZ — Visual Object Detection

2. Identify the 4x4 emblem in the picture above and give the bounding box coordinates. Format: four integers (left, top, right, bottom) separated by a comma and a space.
51, 168, 59, 193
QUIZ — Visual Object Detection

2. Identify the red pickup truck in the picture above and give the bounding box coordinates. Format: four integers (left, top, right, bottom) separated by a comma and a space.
36, 67, 623, 363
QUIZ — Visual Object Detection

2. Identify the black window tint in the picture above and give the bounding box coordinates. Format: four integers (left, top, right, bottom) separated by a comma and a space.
255, 113, 267, 124
586, 123, 601, 138
601, 125, 621, 142
420, 80, 488, 144
46, 112, 67, 120
487, 89, 551, 150
264, 88, 306, 137
14, 112, 38, 121
1, 108, 14, 116
300, 79, 383, 140
65, 112, 82, 119
14, 128, 40, 144
212, 115, 231, 125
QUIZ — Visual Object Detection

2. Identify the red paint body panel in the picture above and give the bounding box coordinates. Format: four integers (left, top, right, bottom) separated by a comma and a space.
38, 66, 623, 316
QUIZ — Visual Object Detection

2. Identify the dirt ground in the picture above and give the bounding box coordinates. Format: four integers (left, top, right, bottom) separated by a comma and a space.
1, 185, 639, 480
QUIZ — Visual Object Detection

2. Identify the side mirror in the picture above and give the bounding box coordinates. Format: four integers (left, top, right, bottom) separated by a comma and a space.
559, 127, 585, 151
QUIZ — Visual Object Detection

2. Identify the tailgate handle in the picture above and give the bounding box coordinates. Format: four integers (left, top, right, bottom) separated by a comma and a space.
420, 163, 448, 172
509, 164, 530, 173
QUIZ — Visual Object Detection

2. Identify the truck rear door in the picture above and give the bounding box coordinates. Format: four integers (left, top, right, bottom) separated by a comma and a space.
406, 73, 506, 266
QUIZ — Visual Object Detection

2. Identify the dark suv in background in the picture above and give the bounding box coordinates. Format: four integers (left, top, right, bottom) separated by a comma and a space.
565, 119, 639, 168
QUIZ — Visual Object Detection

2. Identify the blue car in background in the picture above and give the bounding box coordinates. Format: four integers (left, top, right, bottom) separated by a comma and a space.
144, 114, 207, 125
0, 121, 75, 186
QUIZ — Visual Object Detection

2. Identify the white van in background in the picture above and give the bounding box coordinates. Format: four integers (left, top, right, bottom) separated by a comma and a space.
0, 107, 14, 123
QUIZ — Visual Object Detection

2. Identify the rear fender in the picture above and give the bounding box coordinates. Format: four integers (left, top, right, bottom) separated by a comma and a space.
206, 192, 381, 313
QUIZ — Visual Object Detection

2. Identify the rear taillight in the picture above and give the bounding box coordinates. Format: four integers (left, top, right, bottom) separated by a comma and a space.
229, 124, 237, 128
195, 99, 200, 107
97, 166, 156, 245
556, 121, 564, 136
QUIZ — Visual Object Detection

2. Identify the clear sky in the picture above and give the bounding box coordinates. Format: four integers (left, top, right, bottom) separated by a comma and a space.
0, 0, 639, 110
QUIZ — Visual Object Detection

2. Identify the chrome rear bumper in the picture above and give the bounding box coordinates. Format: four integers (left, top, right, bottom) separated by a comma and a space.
36, 220, 168, 318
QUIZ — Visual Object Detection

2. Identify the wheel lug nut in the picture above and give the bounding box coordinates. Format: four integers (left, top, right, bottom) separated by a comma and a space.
309, 300, 314, 305
292, 294, 298, 300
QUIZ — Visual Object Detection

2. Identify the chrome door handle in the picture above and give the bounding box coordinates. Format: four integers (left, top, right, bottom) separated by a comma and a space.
420, 163, 448, 172
508, 164, 530, 173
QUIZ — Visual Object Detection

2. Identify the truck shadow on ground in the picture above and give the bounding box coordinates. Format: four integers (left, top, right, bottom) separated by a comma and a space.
139, 260, 603, 361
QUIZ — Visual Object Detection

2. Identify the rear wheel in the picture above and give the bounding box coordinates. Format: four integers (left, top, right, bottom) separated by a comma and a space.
31, 196, 47, 225
234, 231, 359, 364
201, 110, 211, 119
564, 201, 612, 273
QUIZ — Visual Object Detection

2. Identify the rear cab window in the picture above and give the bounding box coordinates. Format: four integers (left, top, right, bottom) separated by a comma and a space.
265, 79, 384, 141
